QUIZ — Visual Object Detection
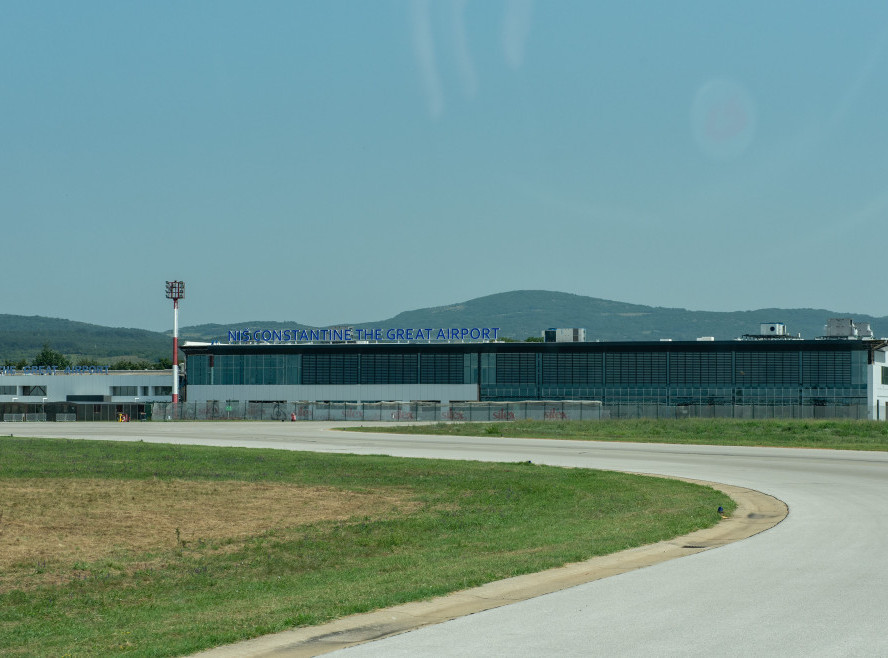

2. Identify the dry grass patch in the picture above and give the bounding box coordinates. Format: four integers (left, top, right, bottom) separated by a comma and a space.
0, 441, 736, 657
0, 477, 417, 591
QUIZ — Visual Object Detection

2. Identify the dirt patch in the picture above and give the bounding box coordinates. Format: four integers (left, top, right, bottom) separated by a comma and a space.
0, 478, 416, 582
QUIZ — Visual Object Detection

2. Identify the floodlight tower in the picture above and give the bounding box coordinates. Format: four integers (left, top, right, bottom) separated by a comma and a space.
165, 280, 185, 405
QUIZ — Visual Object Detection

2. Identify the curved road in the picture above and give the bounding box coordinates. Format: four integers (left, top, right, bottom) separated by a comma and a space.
7, 422, 888, 656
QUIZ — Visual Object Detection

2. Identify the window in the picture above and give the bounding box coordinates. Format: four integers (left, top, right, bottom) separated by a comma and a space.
358, 353, 418, 385
480, 353, 496, 385
218, 354, 244, 385
420, 353, 465, 384
496, 353, 537, 384
110, 386, 137, 396
187, 354, 209, 385
22, 385, 47, 396
0, 386, 16, 395
882, 366, 888, 386
669, 352, 732, 386
802, 351, 851, 387
735, 352, 799, 386
303, 354, 360, 385
542, 353, 603, 386
605, 353, 666, 386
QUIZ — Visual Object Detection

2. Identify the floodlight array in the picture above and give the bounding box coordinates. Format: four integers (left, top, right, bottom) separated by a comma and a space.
165, 280, 185, 300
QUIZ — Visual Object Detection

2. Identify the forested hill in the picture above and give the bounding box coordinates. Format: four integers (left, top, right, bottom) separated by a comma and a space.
0, 315, 170, 363
3, 291, 886, 363
177, 292, 887, 343
367, 291, 887, 343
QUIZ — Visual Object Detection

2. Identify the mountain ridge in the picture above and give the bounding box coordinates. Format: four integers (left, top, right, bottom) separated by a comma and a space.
2, 291, 885, 362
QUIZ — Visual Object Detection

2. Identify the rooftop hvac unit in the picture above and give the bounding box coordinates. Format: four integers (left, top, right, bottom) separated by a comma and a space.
825, 318, 873, 338
826, 318, 855, 337
543, 328, 587, 343
760, 323, 787, 336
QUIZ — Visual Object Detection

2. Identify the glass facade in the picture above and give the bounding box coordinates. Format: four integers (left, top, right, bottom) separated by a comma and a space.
669, 352, 733, 386
184, 342, 874, 406
542, 353, 603, 386
420, 353, 472, 384
735, 352, 799, 386
187, 352, 478, 387
802, 351, 852, 386
479, 347, 868, 404
188, 354, 301, 386
605, 352, 667, 386
495, 353, 538, 385
305, 354, 360, 385
359, 353, 417, 385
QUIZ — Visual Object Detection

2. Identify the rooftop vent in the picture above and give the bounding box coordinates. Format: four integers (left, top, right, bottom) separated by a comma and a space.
824, 318, 874, 339
543, 328, 586, 343
760, 323, 787, 336
740, 322, 801, 341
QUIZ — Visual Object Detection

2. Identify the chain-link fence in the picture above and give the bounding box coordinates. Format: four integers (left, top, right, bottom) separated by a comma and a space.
3, 413, 47, 422
0, 402, 149, 422
149, 400, 871, 422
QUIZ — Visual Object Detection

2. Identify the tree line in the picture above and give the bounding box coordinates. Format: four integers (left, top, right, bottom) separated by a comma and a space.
3, 344, 173, 370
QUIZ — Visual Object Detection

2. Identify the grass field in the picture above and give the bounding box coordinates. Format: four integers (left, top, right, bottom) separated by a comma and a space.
346, 418, 888, 451
0, 437, 732, 657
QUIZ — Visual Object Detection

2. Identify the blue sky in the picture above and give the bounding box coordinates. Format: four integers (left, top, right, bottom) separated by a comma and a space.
3, 2, 888, 331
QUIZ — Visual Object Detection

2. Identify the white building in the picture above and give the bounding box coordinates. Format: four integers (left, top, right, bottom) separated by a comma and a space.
0, 367, 173, 420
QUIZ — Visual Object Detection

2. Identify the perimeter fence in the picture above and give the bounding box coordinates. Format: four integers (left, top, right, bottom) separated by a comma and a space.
149, 400, 871, 422
2, 413, 47, 422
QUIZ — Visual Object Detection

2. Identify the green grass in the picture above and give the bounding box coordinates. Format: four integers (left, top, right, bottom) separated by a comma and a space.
346, 418, 888, 451
0, 437, 732, 657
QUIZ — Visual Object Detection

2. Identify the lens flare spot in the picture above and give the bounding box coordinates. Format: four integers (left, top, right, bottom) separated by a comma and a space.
692, 78, 756, 160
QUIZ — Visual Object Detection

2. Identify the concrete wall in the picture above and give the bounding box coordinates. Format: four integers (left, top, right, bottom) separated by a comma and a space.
869, 351, 888, 420
0, 371, 174, 403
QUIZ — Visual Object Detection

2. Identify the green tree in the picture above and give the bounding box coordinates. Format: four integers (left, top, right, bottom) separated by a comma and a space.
111, 359, 154, 370
32, 343, 71, 369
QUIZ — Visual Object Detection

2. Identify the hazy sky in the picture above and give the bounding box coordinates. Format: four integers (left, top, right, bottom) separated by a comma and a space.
3, 2, 888, 331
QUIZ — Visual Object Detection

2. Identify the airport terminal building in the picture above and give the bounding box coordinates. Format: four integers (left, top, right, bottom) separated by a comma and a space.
181, 321, 888, 421
0, 367, 173, 421
4, 319, 888, 421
